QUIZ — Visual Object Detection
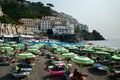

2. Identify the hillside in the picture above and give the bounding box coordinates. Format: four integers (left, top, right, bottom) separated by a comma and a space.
0, 0, 105, 41
0, 0, 53, 21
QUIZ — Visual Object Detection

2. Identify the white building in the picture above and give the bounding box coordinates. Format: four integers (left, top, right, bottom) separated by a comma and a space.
52, 24, 74, 35
0, 5, 3, 16
35, 19, 51, 33
20, 16, 75, 35
42, 16, 65, 26
20, 18, 51, 34
79, 24, 89, 32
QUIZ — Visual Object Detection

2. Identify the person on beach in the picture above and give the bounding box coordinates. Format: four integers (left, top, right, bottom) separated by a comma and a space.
66, 58, 70, 64
72, 68, 83, 80
73, 68, 78, 78
24, 43, 28, 51
17, 67, 23, 72
25, 58, 31, 64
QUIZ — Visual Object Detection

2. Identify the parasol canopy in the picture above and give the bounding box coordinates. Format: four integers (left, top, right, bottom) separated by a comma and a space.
68, 45, 78, 50
54, 47, 69, 53
15, 52, 36, 59
26, 49, 40, 53
71, 56, 94, 65
94, 51, 110, 56
61, 52, 76, 58
111, 54, 120, 61
0, 47, 13, 50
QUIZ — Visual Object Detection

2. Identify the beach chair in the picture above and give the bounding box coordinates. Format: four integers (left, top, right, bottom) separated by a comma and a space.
93, 63, 107, 71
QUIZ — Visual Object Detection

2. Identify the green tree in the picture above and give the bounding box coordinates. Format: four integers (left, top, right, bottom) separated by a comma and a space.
46, 29, 53, 35
0, 15, 15, 23
0, 0, 53, 20
17, 0, 25, 3
74, 26, 80, 33
46, 3, 54, 7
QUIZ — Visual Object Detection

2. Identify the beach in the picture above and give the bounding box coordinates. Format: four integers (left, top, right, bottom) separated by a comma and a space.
0, 44, 120, 80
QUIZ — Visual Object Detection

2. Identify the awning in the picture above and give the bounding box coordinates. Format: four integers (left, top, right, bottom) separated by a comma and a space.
20, 35, 34, 38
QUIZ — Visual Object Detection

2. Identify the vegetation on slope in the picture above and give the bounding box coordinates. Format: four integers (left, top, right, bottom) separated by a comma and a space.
0, 0, 53, 21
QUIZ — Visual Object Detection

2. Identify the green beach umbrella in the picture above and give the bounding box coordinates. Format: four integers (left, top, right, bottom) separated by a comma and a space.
10, 44, 23, 49
111, 54, 120, 61
0, 43, 3, 47
104, 48, 117, 53
68, 45, 78, 50
62, 44, 70, 48
2, 43, 10, 47
8, 41, 16, 45
15, 52, 36, 59
29, 46, 39, 49
50, 54, 57, 58
51, 44, 59, 49
81, 48, 94, 53
94, 51, 110, 56
0, 39, 4, 43
71, 56, 94, 65
54, 47, 69, 53
26, 49, 40, 53
0, 47, 13, 50
61, 52, 77, 58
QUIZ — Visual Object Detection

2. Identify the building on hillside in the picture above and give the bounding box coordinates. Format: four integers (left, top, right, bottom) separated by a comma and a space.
79, 24, 89, 32
58, 12, 79, 27
42, 16, 63, 26
42, 16, 71, 26
0, 5, 3, 16
52, 24, 74, 35
35, 19, 51, 33
20, 16, 74, 35
20, 18, 51, 34
20, 18, 36, 35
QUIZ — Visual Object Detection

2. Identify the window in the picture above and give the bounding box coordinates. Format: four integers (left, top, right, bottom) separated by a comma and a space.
25, 27, 27, 30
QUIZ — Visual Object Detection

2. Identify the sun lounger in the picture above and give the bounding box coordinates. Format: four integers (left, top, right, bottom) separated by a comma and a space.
93, 63, 106, 71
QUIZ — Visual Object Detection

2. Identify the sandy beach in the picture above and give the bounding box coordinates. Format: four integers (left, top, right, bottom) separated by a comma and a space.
0, 45, 120, 80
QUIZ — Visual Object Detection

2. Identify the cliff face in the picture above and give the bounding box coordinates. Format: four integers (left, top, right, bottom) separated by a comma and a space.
80, 30, 105, 40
